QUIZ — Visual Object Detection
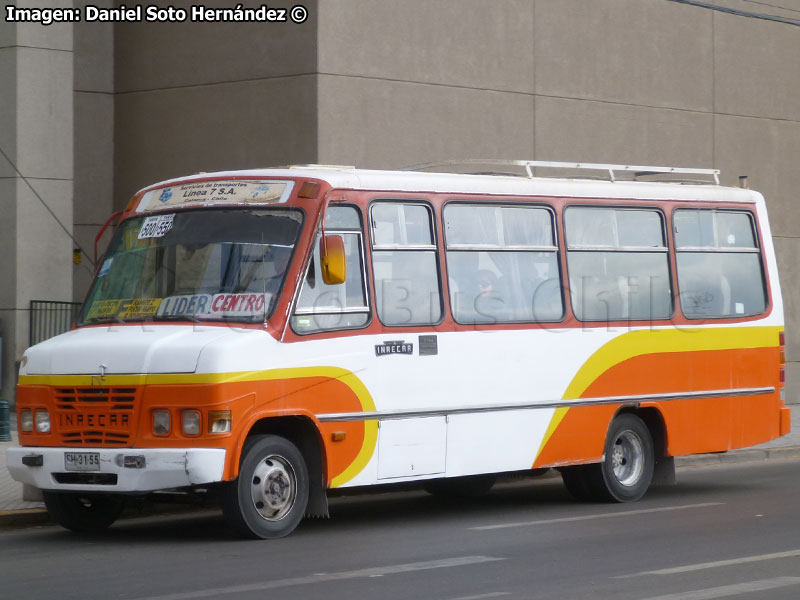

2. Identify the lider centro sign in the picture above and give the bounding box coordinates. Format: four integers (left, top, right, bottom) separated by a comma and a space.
85, 292, 271, 322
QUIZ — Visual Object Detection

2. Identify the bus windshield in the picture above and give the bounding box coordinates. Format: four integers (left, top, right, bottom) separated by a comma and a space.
79, 208, 303, 325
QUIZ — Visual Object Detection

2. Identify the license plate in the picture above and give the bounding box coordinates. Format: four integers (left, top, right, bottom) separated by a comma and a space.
64, 452, 100, 472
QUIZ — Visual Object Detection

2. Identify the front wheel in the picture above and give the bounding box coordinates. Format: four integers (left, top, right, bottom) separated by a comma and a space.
222, 435, 309, 539
561, 413, 654, 502
43, 492, 125, 532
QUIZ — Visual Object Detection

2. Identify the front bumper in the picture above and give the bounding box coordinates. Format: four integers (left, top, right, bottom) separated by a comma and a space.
6, 447, 226, 493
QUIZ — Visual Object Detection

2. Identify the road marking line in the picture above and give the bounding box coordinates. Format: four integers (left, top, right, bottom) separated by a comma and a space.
637, 577, 800, 600
615, 549, 800, 579
449, 593, 511, 600
130, 556, 504, 600
469, 503, 724, 531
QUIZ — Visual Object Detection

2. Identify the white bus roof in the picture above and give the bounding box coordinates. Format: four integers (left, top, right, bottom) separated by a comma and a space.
139, 163, 760, 205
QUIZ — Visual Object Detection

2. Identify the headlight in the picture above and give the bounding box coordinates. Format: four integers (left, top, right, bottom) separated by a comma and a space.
153, 410, 170, 435
20, 409, 33, 432
35, 411, 50, 433
182, 410, 201, 436
208, 410, 232, 434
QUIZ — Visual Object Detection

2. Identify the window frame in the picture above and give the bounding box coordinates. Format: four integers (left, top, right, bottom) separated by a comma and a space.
368, 199, 445, 327
564, 204, 674, 322
290, 204, 372, 335
673, 208, 768, 320
442, 200, 564, 325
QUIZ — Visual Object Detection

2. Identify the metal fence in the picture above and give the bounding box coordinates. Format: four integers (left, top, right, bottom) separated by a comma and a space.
29, 300, 82, 346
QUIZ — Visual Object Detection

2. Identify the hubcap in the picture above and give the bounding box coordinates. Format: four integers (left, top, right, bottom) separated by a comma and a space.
250, 455, 297, 521
611, 430, 644, 487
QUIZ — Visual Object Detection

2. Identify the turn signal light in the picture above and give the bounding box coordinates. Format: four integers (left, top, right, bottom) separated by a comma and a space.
208, 410, 232, 434
298, 181, 321, 199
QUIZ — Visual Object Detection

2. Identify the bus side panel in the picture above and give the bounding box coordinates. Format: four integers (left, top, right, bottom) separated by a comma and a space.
140, 374, 372, 484
534, 343, 781, 465
533, 404, 618, 468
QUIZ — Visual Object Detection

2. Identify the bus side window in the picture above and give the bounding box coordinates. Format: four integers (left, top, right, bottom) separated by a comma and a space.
370, 202, 442, 326
291, 206, 370, 334
566, 207, 672, 322
444, 203, 563, 324
674, 209, 766, 319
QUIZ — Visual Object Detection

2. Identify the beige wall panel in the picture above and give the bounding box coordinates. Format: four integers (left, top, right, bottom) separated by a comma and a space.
0, 49, 16, 179
317, 75, 535, 168
714, 13, 800, 121
15, 179, 74, 304
74, 91, 114, 224
535, 0, 713, 111
10, 0, 73, 51
714, 115, 800, 238
15, 48, 73, 180
774, 237, 800, 400
74, 1, 113, 93
535, 96, 713, 167
718, 0, 800, 14
114, 75, 318, 206
318, 0, 534, 93
784, 363, 800, 406
114, 0, 318, 93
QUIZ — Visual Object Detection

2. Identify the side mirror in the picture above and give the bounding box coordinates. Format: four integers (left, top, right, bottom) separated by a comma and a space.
321, 235, 346, 285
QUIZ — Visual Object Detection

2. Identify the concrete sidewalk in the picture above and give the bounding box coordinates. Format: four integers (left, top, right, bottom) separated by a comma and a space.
2, 410, 800, 526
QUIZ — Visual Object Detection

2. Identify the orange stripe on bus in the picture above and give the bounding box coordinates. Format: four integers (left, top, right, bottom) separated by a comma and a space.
534, 326, 782, 467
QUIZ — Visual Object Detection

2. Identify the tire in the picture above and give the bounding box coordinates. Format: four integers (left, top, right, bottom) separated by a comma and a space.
560, 465, 595, 501
423, 474, 497, 498
561, 414, 654, 503
43, 492, 125, 532
222, 435, 309, 539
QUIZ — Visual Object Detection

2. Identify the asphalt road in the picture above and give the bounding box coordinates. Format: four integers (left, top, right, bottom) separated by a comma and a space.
2, 461, 800, 600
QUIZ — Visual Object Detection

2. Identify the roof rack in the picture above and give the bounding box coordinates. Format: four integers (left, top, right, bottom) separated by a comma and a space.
401, 160, 720, 185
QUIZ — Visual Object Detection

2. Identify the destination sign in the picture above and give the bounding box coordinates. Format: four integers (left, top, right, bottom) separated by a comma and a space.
136, 180, 295, 212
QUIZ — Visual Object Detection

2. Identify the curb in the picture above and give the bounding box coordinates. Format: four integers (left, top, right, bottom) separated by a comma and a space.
675, 444, 800, 467
0, 508, 50, 529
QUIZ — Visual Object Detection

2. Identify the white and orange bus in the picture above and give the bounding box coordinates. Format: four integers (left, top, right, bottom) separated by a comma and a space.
8, 161, 790, 538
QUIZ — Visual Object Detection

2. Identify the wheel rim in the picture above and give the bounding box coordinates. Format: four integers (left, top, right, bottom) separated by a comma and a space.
250, 454, 297, 521
611, 430, 644, 487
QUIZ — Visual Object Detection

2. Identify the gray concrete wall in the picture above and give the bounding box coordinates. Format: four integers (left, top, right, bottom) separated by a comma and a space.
316, 0, 536, 167
112, 0, 319, 210
0, 8, 74, 403
314, 0, 800, 402
73, 0, 114, 302
6, 0, 796, 405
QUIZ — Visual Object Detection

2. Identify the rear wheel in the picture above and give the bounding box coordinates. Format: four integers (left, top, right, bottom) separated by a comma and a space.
561, 413, 654, 502
43, 492, 125, 532
222, 435, 309, 539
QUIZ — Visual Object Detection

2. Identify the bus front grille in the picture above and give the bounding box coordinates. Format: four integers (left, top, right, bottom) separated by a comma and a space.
54, 387, 137, 447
